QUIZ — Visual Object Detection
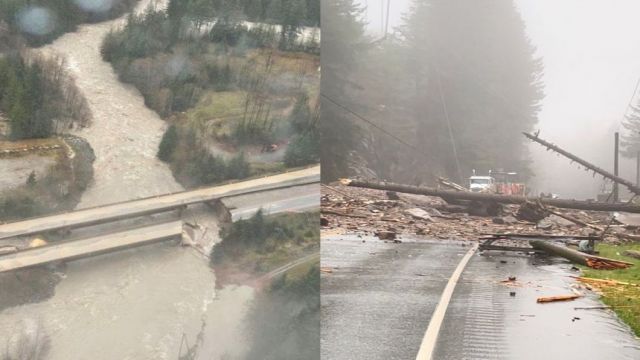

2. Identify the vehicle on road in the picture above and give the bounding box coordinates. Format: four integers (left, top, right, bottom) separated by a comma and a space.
469, 169, 526, 195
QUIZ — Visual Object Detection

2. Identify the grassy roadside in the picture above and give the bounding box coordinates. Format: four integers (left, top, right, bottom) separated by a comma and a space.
581, 243, 640, 337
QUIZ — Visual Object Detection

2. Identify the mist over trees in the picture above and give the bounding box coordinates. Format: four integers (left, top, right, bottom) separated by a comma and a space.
321, 0, 544, 184
319, 0, 366, 182
621, 101, 640, 158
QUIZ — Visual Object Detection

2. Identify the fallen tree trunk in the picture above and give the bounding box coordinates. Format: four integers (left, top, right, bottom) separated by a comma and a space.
484, 233, 597, 240
341, 178, 640, 213
529, 240, 633, 270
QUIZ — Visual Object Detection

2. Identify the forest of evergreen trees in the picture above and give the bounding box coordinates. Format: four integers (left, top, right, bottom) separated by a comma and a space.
321, 0, 544, 184
0, 0, 139, 46
102, 1, 318, 117
170, 0, 319, 27
0, 54, 90, 140
103, 0, 319, 187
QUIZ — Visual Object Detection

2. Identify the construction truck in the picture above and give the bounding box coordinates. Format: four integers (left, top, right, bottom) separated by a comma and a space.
469, 170, 526, 195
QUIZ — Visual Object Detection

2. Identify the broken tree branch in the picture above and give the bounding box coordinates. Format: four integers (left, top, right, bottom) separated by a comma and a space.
523, 132, 640, 195
545, 208, 603, 231
437, 177, 468, 192
341, 178, 640, 213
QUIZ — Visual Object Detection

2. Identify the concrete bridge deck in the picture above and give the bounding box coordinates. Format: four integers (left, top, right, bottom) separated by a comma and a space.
0, 166, 319, 240
0, 221, 183, 273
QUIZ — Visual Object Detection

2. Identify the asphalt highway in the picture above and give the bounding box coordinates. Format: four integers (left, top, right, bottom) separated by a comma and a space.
321, 235, 640, 359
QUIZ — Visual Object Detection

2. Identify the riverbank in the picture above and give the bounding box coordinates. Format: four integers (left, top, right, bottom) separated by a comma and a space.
101, 5, 320, 189
211, 211, 320, 287
0, 1, 255, 358
0, 135, 94, 222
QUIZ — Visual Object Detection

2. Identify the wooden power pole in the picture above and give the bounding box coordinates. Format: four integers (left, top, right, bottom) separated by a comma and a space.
636, 151, 640, 186
613, 132, 619, 202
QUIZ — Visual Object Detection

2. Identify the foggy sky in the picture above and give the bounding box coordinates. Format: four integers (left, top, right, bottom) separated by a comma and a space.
358, 0, 640, 199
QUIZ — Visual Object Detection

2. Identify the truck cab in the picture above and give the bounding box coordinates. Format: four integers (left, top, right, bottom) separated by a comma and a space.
469, 176, 495, 193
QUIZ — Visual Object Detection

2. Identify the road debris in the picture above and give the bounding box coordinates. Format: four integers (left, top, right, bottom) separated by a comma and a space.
623, 250, 640, 260
516, 201, 548, 222
375, 230, 396, 240
405, 208, 435, 222
321, 183, 640, 255
530, 240, 633, 270
572, 276, 639, 287
536, 294, 581, 303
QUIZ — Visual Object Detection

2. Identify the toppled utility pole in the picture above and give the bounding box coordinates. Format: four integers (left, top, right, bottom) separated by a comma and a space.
341, 178, 640, 213
523, 132, 640, 195
529, 240, 633, 270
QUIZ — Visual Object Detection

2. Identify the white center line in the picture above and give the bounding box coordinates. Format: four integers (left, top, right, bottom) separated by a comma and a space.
415, 242, 479, 360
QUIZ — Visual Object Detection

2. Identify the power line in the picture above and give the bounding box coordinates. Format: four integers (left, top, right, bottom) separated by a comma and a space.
321, 92, 418, 150
435, 68, 464, 184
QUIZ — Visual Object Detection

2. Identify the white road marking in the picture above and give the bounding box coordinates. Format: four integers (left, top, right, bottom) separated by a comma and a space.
415, 243, 479, 360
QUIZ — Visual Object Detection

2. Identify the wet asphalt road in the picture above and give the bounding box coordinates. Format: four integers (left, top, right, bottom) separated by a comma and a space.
322, 235, 640, 360
435, 251, 640, 359
321, 235, 472, 360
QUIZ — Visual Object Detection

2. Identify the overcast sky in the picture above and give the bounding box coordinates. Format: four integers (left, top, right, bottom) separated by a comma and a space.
357, 0, 640, 199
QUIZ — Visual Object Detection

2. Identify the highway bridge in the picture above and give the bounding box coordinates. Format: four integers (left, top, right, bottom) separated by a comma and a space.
0, 166, 319, 272
0, 166, 318, 240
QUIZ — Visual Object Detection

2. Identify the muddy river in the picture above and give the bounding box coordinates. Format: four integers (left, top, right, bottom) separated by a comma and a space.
0, 1, 254, 358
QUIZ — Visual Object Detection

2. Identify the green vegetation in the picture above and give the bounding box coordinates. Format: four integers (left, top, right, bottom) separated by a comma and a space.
211, 210, 319, 272
0, 135, 95, 222
103, 1, 319, 187
158, 125, 251, 187
244, 265, 320, 360
101, 3, 319, 118
157, 124, 178, 162
0, 53, 90, 140
581, 243, 640, 336
189, 0, 320, 27
284, 93, 318, 166
0, 0, 139, 46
